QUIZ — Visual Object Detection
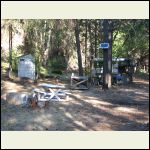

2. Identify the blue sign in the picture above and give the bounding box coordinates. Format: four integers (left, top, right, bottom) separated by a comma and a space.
100, 43, 109, 49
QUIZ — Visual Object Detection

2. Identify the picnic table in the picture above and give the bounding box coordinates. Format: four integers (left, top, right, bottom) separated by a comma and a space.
33, 83, 68, 102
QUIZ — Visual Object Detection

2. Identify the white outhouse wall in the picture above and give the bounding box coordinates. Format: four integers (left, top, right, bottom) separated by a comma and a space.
18, 54, 35, 80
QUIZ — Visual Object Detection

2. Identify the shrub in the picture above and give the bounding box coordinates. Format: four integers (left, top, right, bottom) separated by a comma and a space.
11, 50, 19, 72
51, 70, 62, 75
38, 66, 49, 77
47, 56, 67, 70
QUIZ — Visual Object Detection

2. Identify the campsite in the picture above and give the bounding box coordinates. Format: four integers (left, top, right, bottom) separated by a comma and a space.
1, 19, 149, 131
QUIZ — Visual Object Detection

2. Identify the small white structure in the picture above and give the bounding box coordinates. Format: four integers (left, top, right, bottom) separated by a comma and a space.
18, 54, 35, 80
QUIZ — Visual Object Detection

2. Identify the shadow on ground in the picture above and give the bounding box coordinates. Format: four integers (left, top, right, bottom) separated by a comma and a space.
1, 76, 149, 131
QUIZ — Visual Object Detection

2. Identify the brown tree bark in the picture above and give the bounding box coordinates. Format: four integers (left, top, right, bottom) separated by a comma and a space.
88, 20, 94, 71
75, 19, 83, 76
84, 20, 88, 74
94, 20, 98, 58
102, 19, 112, 89
8, 24, 12, 77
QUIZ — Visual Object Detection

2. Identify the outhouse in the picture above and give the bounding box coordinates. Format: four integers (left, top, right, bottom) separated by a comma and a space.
18, 54, 35, 80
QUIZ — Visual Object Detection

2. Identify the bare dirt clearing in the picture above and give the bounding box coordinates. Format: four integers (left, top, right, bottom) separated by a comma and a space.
1, 75, 149, 131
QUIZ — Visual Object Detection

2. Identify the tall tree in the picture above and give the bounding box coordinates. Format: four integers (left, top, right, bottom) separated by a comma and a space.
8, 24, 13, 77
102, 19, 112, 89
94, 20, 98, 58
107, 20, 113, 88
74, 19, 83, 76
88, 20, 94, 70
84, 19, 88, 74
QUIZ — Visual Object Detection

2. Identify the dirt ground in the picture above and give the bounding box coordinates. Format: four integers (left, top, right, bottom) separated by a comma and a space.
1, 75, 149, 131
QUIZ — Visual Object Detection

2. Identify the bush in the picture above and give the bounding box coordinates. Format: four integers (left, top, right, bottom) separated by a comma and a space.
51, 70, 62, 75
134, 70, 149, 80
10, 50, 19, 73
12, 58, 18, 72
47, 56, 67, 70
38, 66, 49, 77
85, 66, 91, 76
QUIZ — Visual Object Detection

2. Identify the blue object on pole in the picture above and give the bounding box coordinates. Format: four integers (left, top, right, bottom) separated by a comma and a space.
100, 43, 109, 49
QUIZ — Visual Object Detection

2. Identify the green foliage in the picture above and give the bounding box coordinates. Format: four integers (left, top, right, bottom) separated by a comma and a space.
134, 70, 149, 80
47, 56, 67, 70
94, 61, 103, 68
51, 70, 63, 75
11, 50, 19, 72
113, 31, 125, 57
137, 69, 148, 74
39, 66, 49, 76
1, 61, 9, 73
85, 66, 91, 76
1, 19, 149, 77
112, 20, 149, 60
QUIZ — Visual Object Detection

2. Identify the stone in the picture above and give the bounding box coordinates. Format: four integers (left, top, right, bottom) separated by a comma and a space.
6, 92, 29, 106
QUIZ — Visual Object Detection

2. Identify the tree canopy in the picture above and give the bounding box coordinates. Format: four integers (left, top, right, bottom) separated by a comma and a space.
1, 19, 149, 77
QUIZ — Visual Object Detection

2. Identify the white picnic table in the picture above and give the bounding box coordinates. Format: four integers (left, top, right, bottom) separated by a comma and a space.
33, 83, 68, 102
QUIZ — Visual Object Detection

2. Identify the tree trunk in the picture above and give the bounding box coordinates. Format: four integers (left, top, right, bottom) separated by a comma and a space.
43, 20, 48, 66
85, 20, 88, 74
47, 25, 51, 66
94, 20, 97, 58
108, 21, 113, 88
75, 20, 83, 76
8, 24, 12, 77
88, 20, 94, 71
102, 21, 108, 89
102, 20, 112, 89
